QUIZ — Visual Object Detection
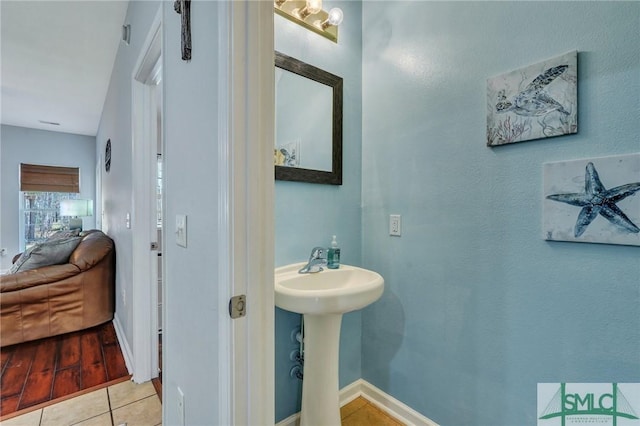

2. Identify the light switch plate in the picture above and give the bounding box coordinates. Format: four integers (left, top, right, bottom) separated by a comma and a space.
176, 214, 187, 247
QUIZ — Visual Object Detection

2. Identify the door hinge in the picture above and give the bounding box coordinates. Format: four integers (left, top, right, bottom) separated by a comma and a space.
150, 242, 159, 250
229, 295, 246, 319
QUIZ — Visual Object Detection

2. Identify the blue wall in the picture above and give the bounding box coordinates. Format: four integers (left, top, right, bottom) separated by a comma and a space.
361, 2, 639, 425
0, 125, 96, 271
274, 1, 363, 421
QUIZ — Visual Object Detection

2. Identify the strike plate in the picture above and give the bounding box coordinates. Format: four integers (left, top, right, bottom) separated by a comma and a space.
229, 295, 246, 319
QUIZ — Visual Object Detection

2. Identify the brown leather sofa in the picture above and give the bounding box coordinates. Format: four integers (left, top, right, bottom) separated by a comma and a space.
0, 230, 115, 347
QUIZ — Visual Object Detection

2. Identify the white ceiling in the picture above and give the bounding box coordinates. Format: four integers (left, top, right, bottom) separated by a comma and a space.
1, 1, 129, 136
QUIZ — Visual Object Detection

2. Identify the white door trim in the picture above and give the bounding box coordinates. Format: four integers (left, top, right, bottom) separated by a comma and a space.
130, 6, 162, 384
216, 2, 232, 423
217, 1, 274, 424
95, 158, 102, 231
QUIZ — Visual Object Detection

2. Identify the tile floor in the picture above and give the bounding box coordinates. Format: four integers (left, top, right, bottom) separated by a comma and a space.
3, 386, 400, 426
1, 380, 161, 426
341, 396, 404, 426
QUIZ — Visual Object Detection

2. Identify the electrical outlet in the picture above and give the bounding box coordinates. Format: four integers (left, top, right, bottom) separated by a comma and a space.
121, 289, 126, 306
390, 214, 402, 236
177, 387, 185, 426
0, 248, 6, 256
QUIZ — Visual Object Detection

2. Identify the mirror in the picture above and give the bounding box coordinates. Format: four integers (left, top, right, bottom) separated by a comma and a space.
275, 52, 343, 185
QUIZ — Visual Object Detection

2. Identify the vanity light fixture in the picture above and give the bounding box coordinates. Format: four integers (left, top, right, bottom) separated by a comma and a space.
274, 0, 343, 43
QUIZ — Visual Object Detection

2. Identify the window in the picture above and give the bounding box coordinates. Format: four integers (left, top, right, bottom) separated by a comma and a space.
19, 164, 81, 250
21, 192, 78, 249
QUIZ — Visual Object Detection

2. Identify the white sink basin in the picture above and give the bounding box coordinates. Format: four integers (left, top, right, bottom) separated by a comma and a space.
275, 262, 384, 315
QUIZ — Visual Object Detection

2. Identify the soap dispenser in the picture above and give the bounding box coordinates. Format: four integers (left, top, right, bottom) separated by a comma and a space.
327, 235, 340, 269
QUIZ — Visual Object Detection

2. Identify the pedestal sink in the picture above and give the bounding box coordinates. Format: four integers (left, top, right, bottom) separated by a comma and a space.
275, 263, 384, 426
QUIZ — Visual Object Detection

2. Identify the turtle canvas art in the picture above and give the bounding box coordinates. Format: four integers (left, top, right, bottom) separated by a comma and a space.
487, 51, 577, 146
543, 153, 640, 246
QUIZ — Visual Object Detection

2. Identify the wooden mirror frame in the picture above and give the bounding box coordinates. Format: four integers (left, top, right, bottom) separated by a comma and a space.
275, 51, 343, 185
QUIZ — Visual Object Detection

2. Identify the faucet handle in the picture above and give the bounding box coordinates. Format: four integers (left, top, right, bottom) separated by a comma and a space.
310, 246, 326, 259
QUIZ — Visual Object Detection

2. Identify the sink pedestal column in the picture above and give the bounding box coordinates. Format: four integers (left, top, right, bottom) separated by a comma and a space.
300, 313, 342, 426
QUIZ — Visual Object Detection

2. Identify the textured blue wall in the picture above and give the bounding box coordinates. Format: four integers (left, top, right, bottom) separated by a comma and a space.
361, 2, 639, 425
274, 1, 363, 421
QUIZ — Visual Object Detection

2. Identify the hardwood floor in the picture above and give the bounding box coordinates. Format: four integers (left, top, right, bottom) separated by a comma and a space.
341, 397, 405, 425
152, 332, 162, 402
0, 321, 130, 420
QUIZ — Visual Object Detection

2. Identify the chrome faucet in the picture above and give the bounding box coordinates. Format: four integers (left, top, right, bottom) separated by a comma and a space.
298, 246, 327, 274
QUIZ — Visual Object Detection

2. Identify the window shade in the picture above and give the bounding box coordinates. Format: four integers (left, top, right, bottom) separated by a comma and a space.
20, 163, 80, 193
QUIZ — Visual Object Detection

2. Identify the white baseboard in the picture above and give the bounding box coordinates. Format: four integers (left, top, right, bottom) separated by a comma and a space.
275, 379, 438, 426
354, 379, 439, 426
276, 412, 299, 426
112, 314, 134, 376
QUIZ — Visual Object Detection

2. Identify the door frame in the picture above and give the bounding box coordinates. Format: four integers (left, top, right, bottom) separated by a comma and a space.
218, 1, 275, 424
95, 158, 102, 231
131, 6, 162, 384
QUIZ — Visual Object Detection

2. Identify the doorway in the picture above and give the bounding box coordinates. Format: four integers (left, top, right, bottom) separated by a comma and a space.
131, 9, 164, 385
130, 3, 274, 424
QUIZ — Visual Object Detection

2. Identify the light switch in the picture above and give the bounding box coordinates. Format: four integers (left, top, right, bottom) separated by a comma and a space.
176, 214, 187, 247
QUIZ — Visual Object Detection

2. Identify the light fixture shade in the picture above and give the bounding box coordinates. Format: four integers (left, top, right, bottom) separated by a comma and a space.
327, 8, 343, 26
306, 0, 322, 14
60, 199, 93, 217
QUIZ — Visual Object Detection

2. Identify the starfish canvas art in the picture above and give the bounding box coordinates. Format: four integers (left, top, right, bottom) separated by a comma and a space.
487, 51, 577, 146
543, 153, 640, 246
